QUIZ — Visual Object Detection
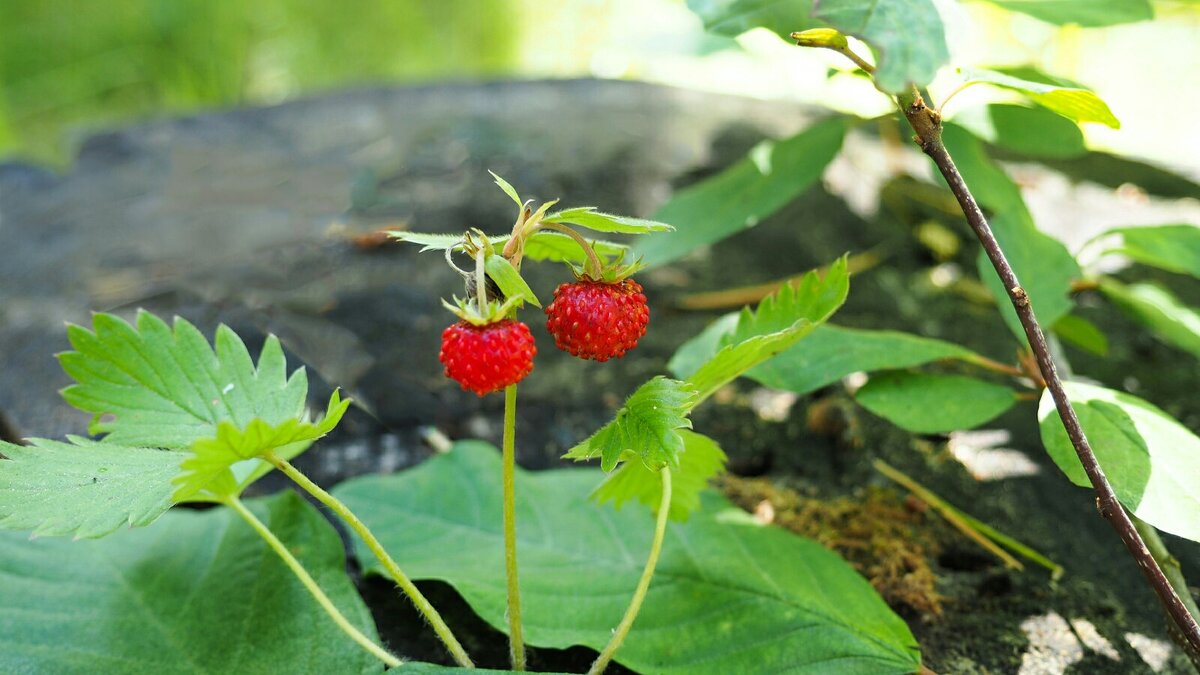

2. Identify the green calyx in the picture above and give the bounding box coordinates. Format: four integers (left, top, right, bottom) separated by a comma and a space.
443, 295, 522, 326
572, 250, 646, 284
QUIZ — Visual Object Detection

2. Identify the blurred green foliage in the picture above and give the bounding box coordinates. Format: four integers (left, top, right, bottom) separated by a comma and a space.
0, 0, 519, 164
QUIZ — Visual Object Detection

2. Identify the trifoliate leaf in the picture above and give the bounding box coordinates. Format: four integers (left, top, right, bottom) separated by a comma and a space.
0, 437, 182, 539
542, 207, 674, 234
174, 391, 350, 501
592, 430, 727, 521
686, 257, 849, 402
564, 377, 698, 472
489, 170, 524, 207
60, 311, 311, 449
484, 253, 541, 307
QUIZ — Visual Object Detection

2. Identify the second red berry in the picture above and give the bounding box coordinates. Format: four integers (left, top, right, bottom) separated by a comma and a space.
545, 278, 649, 362
439, 319, 536, 396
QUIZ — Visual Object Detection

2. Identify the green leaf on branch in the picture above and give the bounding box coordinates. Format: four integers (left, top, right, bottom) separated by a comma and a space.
1100, 280, 1200, 359
1053, 314, 1109, 356
959, 68, 1120, 128
389, 231, 477, 252
1039, 382, 1200, 542
0, 437, 182, 539
975, 0, 1152, 28
565, 377, 698, 472
60, 312, 313, 449
635, 117, 847, 267
813, 0, 950, 93
484, 253, 541, 307
592, 430, 728, 521
0, 491, 383, 674
541, 207, 673, 235
522, 231, 630, 265
489, 170, 524, 208
988, 104, 1086, 159
174, 391, 351, 501
686, 257, 850, 402
685, 0, 817, 39
1102, 224, 1200, 277
941, 124, 1080, 339
855, 372, 1017, 433
334, 442, 923, 674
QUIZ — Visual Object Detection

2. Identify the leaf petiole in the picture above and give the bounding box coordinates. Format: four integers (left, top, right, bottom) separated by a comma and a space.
588, 466, 672, 675
223, 495, 403, 669
263, 451, 475, 668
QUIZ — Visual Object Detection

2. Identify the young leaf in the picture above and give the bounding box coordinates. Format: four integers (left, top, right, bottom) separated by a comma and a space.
0, 437, 182, 539
959, 68, 1120, 128
489, 170, 523, 208
976, 0, 1152, 28
635, 117, 847, 267
59, 311, 311, 449
484, 253, 541, 307
522, 231, 629, 265
0, 492, 383, 674
1039, 382, 1200, 543
334, 442, 923, 674
685, 257, 850, 402
389, 231, 476, 252
1100, 280, 1200, 359
813, 0, 950, 93
1103, 224, 1200, 277
174, 391, 351, 501
592, 430, 727, 521
564, 377, 698, 472
1053, 314, 1109, 356
541, 207, 673, 235
685, 0, 818, 39
854, 372, 1017, 434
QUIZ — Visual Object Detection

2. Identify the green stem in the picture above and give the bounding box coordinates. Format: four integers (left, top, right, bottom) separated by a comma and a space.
502, 383, 527, 671
588, 467, 672, 675
264, 452, 474, 668
535, 222, 604, 278
223, 496, 402, 669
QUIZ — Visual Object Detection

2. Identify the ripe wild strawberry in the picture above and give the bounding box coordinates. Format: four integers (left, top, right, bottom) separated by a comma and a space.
545, 278, 649, 362
439, 319, 536, 396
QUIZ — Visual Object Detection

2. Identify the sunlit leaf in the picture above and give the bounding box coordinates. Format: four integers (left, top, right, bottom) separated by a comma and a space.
564, 377, 698, 472
975, 0, 1152, 27
959, 68, 1120, 128
541, 207, 673, 234
1100, 280, 1200, 358
1103, 224, 1200, 277
814, 0, 950, 92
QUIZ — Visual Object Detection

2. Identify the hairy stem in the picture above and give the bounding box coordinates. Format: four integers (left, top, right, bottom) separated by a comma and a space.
535, 222, 605, 278
224, 496, 402, 669
588, 468, 672, 675
264, 452, 474, 668
503, 383, 527, 671
897, 88, 1200, 661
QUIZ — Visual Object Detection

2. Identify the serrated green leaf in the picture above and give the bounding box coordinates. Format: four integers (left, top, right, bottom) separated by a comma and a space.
484, 253, 541, 307
522, 231, 629, 265
541, 207, 673, 235
0, 491, 382, 674
1103, 224, 1200, 277
1053, 314, 1109, 356
960, 68, 1120, 128
813, 0, 950, 93
855, 372, 1017, 434
988, 104, 1086, 159
685, 0, 817, 39
565, 377, 698, 472
489, 170, 523, 207
593, 431, 727, 521
334, 442, 922, 674
636, 117, 846, 267
175, 391, 350, 501
1039, 382, 1200, 542
975, 0, 1152, 27
941, 124, 1080, 339
685, 258, 850, 402
389, 231, 477, 251
59, 311, 311, 449
0, 437, 182, 539
1100, 280, 1200, 358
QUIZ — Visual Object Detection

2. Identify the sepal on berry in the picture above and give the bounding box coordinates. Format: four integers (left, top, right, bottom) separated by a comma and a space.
442, 295, 523, 327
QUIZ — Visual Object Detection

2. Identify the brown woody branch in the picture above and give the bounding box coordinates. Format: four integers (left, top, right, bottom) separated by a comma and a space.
898, 90, 1200, 665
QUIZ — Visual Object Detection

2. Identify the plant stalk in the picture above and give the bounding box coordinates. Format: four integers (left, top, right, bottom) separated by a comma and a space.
1133, 515, 1200, 672
502, 383, 527, 671
535, 222, 605, 278
224, 496, 402, 669
264, 452, 474, 668
588, 467, 672, 675
896, 88, 1200, 661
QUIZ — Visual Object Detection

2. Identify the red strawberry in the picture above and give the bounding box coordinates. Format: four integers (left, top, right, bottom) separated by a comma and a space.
545, 278, 649, 362
439, 319, 536, 396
